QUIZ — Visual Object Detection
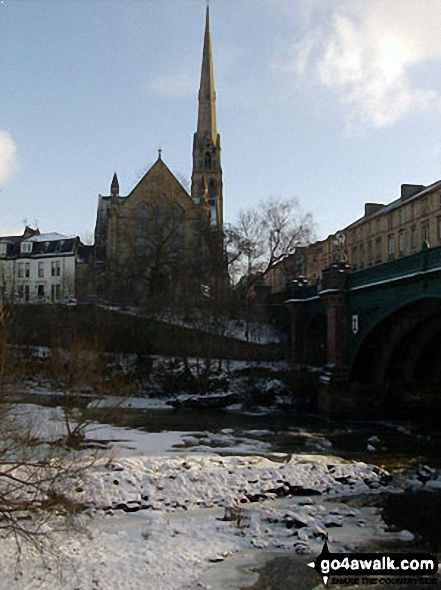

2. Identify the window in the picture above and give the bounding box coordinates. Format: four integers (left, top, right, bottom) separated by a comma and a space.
51, 260, 61, 276
24, 262, 30, 278
203, 151, 212, 169
438, 218, 441, 242
18, 263, 24, 278
51, 284, 61, 302
422, 222, 430, 244
375, 237, 382, 261
37, 285, 45, 300
410, 203, 415, 221
156, 203, 165, 225
351, 247, 357, 268
367, 241, 373, 264
38, 261, 44, 278
398, 231, 406, 254
24, 285, 30, 302
399, 209, 405, 226
0, 243, 7, 256
137, 207, 149, 256
411, 226, 417, 249
359, 244, 365, 267
438, 193, 441, 208
170, 210, 184, 257
421, 198, 429, 216
388, 234, 395, 257
21, 241, 33, 254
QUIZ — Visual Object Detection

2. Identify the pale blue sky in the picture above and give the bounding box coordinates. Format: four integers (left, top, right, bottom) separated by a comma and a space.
2, 0, 441, 241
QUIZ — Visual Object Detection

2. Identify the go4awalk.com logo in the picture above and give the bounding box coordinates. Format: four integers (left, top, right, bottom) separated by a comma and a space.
308, 542, 439, 586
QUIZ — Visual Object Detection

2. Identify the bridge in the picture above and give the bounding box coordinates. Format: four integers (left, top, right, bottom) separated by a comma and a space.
286, 244, 441, 416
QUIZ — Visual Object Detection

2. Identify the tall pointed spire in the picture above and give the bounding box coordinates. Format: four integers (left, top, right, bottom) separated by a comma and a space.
110, 172, 119, 197
197, 5, 217, 144
192, 5, 223, 234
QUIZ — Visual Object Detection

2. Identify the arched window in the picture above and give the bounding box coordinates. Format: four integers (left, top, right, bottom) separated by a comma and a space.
170, 207, 184, 258
209, 198, 217, 226
203, 151, 212, 169
209, 180, 216, 197
137, 207, 149, 256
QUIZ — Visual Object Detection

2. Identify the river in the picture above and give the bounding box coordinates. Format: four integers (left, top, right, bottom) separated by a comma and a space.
9, 392, 441, 589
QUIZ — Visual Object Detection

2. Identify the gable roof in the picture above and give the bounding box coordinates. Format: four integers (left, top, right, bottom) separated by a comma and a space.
126, 157, 192, 206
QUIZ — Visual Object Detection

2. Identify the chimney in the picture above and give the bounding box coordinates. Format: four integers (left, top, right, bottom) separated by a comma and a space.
401, 184, 425, 201
364, 203, 384, 217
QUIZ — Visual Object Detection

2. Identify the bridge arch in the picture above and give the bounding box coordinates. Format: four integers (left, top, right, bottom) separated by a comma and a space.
350, 296, 441, 385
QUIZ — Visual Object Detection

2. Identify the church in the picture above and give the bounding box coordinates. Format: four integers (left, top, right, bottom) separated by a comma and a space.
94, 7, 224, 304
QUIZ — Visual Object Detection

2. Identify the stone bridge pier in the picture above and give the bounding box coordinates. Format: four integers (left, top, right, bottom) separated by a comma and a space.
287, 263, 353, 418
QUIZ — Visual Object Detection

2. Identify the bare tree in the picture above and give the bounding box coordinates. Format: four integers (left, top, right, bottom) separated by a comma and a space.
172, 285, 239, 394
0, 307, 84, 552
100, 192, 220, 309
226, 197, 315, 287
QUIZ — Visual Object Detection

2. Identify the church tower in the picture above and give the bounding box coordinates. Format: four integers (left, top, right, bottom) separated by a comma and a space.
191, 6, 223, 233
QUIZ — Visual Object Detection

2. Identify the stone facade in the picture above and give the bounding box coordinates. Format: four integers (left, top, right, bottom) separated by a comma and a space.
287, 180, 441, 287
94, 7, 225, 304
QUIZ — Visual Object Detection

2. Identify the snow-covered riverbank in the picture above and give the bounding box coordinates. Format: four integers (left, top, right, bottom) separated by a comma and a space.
0, 448, 400, 590
2, 403, 439, 590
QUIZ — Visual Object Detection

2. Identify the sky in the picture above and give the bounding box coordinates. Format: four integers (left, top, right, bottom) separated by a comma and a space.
2, 0, 441, 242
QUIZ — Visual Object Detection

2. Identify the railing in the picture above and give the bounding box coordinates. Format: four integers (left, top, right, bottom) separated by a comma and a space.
284, 283, 318, 301
348, 244, 441, 289
284, 244, 441, 300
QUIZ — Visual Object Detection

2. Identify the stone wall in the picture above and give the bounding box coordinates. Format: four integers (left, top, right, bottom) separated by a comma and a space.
6, 304, 283, 361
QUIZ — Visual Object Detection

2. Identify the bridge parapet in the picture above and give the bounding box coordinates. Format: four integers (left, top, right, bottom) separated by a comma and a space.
348, 243, 441, 290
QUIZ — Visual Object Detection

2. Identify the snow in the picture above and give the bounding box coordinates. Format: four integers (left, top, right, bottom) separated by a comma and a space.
26, 232, 76, 242
88, 395, 172, 411
0, 445, 398, 589
0, 403, 429, 590
67, 453, 391, 513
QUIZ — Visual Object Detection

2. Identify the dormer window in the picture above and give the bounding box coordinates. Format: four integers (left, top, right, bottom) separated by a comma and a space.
21, 242, 33, 254
0, 243, 7, 256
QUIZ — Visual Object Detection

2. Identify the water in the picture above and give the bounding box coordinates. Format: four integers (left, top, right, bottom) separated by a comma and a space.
86, 405, 441, 469
10, 392, 441, 589
241, 490, 441, 590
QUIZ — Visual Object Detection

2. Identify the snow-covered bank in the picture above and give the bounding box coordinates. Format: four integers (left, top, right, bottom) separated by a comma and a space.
0, 451, 399, 590
71, 454, 392, 514
4, 402, 439, 590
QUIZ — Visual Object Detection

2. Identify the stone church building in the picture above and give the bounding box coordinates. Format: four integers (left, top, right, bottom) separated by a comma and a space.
94, 7, 224, 304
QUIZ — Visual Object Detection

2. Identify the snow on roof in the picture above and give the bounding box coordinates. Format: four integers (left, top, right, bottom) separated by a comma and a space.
25, 232, 76, 242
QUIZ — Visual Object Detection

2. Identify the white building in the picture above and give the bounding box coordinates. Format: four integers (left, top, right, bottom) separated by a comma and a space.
0, 228, 80, 304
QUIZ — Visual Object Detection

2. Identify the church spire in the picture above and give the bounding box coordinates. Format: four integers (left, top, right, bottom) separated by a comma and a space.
197, 5, 217, 145
192, 5, 223, 232
110, 172, 119, 197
